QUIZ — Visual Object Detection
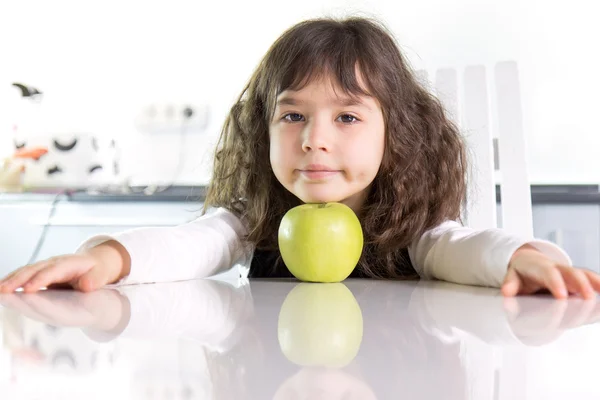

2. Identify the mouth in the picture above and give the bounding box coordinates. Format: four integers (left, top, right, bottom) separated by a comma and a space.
298, 164, 341, 180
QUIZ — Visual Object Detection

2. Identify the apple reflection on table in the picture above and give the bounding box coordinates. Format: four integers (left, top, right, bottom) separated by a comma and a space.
2, 275, 600, 399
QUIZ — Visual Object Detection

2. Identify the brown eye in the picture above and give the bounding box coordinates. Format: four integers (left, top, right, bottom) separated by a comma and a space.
337, 114, 358, 123
283, 113, 304, 122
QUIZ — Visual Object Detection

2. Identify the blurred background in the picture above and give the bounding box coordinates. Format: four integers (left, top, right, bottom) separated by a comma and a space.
1, 0, 598, 187
0, 0, 599, 274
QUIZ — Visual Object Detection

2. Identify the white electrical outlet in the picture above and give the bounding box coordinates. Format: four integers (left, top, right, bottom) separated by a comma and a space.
135, 102, 210, 134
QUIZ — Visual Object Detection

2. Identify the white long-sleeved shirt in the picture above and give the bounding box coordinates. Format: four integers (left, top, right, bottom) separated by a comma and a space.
76, 207, 572, 288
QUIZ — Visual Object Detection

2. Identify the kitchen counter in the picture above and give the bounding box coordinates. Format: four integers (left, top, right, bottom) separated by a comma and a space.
0, 185, 207, 203
1, 277, 599, 399
1, 184, 600, 204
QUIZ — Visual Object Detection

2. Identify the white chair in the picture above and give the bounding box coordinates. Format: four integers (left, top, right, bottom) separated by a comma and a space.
421, 62, 536, 400
418, 61, 534, 238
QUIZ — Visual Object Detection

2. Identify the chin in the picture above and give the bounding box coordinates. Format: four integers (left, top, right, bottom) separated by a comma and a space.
296, 190, 347, 204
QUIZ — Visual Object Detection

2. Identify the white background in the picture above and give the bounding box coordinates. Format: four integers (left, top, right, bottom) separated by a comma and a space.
0, 0, 598, 185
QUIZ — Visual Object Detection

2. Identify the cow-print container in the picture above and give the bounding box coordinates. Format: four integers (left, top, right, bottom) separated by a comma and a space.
13, 133, 121, 189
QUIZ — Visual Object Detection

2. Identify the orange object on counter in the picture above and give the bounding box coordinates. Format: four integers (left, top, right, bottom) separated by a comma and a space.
12, 147, 48, 160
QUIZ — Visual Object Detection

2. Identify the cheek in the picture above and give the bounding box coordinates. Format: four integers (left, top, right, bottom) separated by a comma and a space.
269, 134, 281, 163
269, 133, 292, 178
350, 129, 385, 173
370, 123, 386, 168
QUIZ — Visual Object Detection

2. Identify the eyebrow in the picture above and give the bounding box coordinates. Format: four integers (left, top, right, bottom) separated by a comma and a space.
276, 96, 373, 111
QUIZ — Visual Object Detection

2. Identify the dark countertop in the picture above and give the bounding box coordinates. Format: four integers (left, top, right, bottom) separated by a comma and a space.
512, 184, 600, 204
1, 185, 600, 204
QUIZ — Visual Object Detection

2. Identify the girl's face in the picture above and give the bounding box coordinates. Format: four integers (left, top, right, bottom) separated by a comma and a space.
269, 75, 385, 213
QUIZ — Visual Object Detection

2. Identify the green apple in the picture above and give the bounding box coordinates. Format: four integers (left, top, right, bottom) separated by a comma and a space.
277, 283, 364, 368
278, 202, 363, 283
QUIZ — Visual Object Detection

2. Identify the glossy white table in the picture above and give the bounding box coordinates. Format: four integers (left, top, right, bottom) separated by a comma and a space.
0, 278, 599, 399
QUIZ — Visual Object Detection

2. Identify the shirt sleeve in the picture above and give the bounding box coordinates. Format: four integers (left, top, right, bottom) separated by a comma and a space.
408, 221, 573, 288
75, 207, 253, 286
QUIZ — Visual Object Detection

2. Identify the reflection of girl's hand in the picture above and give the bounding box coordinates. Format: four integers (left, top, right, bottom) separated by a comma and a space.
0, 289, 127, 332
503, 296, 600, 345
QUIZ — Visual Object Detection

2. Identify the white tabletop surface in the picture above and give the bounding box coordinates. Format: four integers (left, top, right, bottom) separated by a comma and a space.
1, 278, 599, 400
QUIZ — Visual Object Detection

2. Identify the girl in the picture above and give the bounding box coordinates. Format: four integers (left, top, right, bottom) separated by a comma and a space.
1, 17, 599, 299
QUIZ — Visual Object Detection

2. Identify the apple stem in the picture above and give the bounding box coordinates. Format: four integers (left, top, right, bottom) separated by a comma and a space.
318, 203, 327, 208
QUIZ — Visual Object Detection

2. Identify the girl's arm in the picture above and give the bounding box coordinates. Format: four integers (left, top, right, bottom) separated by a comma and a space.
76, 208, 252, 286
408, 221, 572, 288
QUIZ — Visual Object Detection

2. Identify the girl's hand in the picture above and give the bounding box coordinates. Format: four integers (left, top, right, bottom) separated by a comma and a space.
0, 240, 131, 293
502, 244, 600, 299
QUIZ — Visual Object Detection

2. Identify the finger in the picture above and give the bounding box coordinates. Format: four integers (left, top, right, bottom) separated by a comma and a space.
0, 265, 36, 289
22, 259, 89, 293
543, 267, 569, 299
511, 262, 567, 299
76, 266, 111, 292
501, 268, 522, 297
582, 269, 600, 295
0, 261, 51, 293
558, 266, 595, 300
0, 267, 25, 284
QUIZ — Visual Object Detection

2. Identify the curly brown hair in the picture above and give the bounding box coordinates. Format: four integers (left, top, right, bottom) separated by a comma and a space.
203, 16, 468, 279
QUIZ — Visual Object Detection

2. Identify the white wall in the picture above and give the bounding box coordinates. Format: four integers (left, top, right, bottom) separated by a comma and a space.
1, 0, 598, 185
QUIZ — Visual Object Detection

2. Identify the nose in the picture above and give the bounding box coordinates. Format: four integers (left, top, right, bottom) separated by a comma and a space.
301, 120, 331, 153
